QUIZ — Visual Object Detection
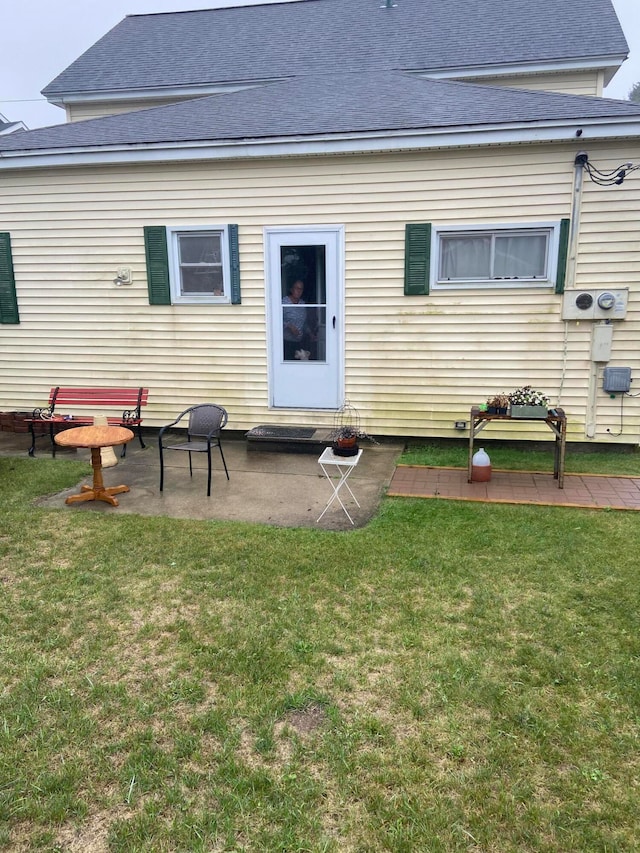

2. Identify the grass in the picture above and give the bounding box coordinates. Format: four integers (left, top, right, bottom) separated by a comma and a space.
1, 453, 639, 851
400, 440, 640, 476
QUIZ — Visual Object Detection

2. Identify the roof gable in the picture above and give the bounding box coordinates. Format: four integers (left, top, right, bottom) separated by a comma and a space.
5, 72, 640, 158
42, 0, 628, 99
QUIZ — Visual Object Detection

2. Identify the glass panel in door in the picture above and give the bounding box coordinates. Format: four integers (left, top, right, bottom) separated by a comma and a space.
281, 245, 326, 362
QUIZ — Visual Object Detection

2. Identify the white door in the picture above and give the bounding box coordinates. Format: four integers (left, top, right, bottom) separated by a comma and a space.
266, 226, 344, 409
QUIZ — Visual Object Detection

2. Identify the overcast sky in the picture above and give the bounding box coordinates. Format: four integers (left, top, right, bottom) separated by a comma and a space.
1, 0, 639, 130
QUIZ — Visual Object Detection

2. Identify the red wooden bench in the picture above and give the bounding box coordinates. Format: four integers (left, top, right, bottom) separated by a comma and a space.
27, 387, 149, 458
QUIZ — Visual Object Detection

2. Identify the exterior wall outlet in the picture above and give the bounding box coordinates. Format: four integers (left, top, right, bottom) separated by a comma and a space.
115, 267, 132, 285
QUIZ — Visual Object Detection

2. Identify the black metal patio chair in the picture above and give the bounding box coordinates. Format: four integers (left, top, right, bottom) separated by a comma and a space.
158, 404, 229, 497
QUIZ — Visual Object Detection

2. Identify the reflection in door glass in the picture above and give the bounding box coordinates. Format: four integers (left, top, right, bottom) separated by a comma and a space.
280, 245, 327, 362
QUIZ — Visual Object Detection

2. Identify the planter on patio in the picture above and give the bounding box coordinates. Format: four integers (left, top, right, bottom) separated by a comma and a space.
333, 433, 359, 457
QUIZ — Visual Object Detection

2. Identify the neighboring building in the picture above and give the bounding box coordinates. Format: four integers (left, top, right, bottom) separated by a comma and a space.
1, 0, 639, 443
0, 112, 27, 135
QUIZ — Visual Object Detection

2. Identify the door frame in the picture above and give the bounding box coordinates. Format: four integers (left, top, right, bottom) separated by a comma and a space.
264, 224, 345, 410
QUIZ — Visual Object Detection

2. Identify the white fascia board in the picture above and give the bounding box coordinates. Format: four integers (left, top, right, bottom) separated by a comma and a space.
45, 78, 288, 106
416, 55, 627, 83
0, 122, 28, 135
1, 116, 639, 170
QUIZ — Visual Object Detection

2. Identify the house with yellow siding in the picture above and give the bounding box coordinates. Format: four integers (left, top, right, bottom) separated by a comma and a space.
1, 0, 640, 444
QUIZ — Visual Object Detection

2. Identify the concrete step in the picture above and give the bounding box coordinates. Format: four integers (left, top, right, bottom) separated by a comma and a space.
246, 424, 334, 454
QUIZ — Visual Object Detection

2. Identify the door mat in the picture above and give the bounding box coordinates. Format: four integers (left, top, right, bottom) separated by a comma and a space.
245, 425, 333, 454
247, 426, 318, 439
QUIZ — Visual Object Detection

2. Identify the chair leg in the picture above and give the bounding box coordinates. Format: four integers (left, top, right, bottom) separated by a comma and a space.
159, 444, 165, 492
207, 447, 212, 497
188, 451, 193, 478
28, 422, 37, 457
218, 442, 230, 480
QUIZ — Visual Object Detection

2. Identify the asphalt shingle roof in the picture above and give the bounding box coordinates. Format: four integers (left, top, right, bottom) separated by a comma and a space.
41, 0, 628, 97
3, 72, 640, 154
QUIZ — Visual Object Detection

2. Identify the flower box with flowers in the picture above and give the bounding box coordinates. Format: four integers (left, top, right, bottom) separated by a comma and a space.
508, 386, 550, 418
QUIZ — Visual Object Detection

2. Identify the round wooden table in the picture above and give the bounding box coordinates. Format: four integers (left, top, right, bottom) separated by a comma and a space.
54, 425, 134, 506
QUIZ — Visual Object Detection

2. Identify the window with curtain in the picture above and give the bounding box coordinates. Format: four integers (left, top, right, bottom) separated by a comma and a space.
433, 224, 558, 289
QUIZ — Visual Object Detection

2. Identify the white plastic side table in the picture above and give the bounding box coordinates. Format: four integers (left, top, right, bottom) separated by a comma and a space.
317, 447, 363, 525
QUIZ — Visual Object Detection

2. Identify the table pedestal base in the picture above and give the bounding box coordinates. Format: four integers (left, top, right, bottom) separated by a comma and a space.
65, 484, 130, 506
64, 446, 130, 506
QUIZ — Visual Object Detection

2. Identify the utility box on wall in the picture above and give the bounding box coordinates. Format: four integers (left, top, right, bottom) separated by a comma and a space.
591, 324, 613, 362
562, 288, 628, 321
603, 367, 632, 393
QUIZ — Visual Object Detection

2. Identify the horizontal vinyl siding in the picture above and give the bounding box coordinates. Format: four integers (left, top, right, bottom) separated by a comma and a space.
67, 96, 200, 122
1, 141, 639, 443
459, 70, 603, 96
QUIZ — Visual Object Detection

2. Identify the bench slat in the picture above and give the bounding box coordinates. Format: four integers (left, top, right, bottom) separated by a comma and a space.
49, 388, 149, 407
28, 386, 148, 458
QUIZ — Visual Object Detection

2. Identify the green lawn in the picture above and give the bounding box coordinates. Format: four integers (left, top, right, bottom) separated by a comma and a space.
1, 454, 639, 852
400, 440, 640, 476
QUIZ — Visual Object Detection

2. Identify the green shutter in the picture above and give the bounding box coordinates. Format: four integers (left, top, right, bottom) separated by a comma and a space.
228, 224, 241, 304
555, 218, 570, 294
404, 223, 431, 295
144, 226, 171, 305
0, 232, 19, 324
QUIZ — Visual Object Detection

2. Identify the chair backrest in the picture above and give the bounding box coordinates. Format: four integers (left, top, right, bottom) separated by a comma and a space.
188, 404, 228, 438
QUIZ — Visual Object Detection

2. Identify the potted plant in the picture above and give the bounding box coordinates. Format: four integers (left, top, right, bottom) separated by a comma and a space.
332, 424, 361, 456
508, 385, 550, 418
486, 393, 509, 415
330, 401, 378, 456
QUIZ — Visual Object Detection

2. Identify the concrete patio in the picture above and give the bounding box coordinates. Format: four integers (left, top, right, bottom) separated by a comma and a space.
0, 430, 404, 530
3, 430, 640, 527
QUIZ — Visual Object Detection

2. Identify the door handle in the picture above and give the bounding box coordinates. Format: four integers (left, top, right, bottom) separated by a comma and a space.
332, 316, 336, 329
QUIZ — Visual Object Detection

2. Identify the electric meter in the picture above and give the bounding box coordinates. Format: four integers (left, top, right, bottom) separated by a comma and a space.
597, 291, 616, 310
575, 292, 593, 310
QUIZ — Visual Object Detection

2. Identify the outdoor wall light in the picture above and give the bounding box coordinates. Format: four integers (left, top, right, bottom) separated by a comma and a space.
113, 267, 132, 286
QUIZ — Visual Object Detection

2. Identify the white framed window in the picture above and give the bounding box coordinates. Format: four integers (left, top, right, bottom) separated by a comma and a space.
168, 225, 232, 304
430, 222, 561, 290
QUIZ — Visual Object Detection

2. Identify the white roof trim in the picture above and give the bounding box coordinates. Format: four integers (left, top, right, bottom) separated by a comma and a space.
0, 122, 28, 136
1, 116, 639, 170
414, 55, 628, 86
45, 78, 287, 106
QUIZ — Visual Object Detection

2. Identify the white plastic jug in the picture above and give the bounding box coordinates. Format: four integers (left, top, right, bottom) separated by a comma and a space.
471, 447, 491, 482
